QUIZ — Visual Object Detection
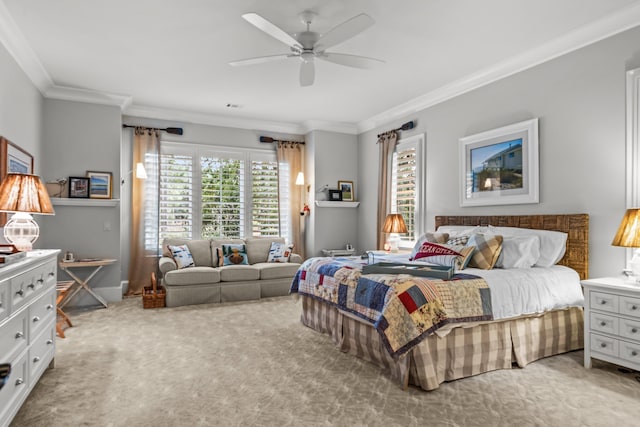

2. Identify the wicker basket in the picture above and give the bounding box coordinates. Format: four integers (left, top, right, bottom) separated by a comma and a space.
142, 272, 165, 309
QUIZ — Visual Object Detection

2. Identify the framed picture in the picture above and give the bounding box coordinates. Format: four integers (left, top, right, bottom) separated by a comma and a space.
86, 171, 113, 199
338, 180, 354, 201
0, 136, 34, 225
459, 118, 539, 207
328, 189, 343, 201
69, 177, 90, 198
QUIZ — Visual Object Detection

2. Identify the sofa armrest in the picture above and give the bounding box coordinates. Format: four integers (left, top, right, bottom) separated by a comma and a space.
159, 256, 177, 275
289, 253, 303, 264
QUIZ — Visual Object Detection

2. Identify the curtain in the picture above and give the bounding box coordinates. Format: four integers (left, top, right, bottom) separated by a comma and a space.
127, 127, 160, 295
377, 131, 398, 249
276, 141, 305, 259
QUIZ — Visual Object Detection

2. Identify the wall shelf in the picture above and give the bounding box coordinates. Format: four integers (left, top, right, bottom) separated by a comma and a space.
315, 201, 360, 208
51, 198, 120, 207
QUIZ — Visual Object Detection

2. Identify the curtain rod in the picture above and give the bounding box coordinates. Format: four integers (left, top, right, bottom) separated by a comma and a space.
122, 124, 183, 135
259, 136, 305, 144
376, 120, 415, 138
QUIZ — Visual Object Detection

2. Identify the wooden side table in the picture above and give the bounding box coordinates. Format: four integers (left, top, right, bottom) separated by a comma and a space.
59, 258, 117, 309
56, 281, 74, 338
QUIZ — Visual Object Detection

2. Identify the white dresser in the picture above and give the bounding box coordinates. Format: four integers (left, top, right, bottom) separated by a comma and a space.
582, 276, 640, 371
0, 250, 59, 427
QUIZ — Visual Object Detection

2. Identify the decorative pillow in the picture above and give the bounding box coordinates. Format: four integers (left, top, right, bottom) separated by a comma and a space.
412, 242, 475, 270
447, 235, 470, 246
488, 226, 567, 267
495, 235, 541, 269
214, 247, 224, 267
267, 242, 294, 263
409, 232, 449, 260
220, 244, 249, 266
466, 234, 503, 270
167, 244, 195, 269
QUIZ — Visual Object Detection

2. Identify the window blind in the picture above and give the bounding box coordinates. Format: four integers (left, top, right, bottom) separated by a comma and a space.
392, 144, 417, 243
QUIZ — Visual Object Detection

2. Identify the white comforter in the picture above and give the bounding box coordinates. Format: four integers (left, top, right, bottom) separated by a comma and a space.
374, 253, 584, 320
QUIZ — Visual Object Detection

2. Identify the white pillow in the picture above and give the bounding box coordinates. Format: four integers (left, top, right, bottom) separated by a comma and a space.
488, 226, 567, 267
167, 244, 195, 269
495, 235, 541, 269
267, 242, 294, 263
436, 225, 489, 237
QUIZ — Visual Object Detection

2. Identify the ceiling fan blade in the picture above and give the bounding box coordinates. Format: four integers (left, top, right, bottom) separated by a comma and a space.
229, 54, 293, 67
315, 13, 374, 51
299, 60, 315, 87
242, 13, 302, 49
319, 52, 384, 69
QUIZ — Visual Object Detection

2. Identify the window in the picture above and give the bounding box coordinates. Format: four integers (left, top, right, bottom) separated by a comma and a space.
157, 142, 284, 246
391, 134, 425, 247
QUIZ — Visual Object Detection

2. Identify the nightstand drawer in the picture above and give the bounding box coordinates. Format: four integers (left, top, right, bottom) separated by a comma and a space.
620, 340, 640, 365
590, 291, 619, 313
590, 333, 618, 357
590, 312, 618, 335
620, 295, 640, 318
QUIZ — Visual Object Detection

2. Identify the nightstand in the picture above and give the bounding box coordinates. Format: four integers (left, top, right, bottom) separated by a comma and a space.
582, 277, 640, 371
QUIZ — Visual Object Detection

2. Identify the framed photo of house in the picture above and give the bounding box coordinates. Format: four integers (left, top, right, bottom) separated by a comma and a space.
338, 180, 354, 201
0, 136, 34, 225
69, 177, 90, 198
86, 171, 112, 199
459, 118, 539, 207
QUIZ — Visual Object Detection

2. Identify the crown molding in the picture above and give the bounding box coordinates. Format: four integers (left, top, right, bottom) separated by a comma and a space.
45, 85, 132, 109
357, 1, 640, 133
0, 0, 52, 91
300, 120, 358, 135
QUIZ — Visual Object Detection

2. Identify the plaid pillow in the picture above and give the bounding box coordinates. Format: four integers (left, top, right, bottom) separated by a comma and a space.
466, 234, 503, 270
412, 242, 475, 270
447, 235, 470, 246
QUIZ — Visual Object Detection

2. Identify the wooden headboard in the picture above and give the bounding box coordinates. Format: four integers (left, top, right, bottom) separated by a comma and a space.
434, 214, 589, 280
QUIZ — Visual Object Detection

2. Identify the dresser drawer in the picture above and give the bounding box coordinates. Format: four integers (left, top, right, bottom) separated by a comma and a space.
0, 350, 28, 424
0, 280, 7, 323
590, 312, 618, 335
29, 289, 56, 340
0, 309, 28, 363
29, 324, 55, 383
10, 270, 39, 313
619, 295, 640, 319
590, 333, 618, 357
590, 291, 619, 313
620, 339, 640, 366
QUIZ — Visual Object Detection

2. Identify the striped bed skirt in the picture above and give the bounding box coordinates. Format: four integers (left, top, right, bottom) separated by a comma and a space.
300, 295, 584, 391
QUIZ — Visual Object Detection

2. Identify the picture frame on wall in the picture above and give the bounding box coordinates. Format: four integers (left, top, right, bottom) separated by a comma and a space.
86, 170, 113, 199
338, 180, 354, 201
459, 118, 539, 207
0, 136, 34, 225
69, 177, 90, 198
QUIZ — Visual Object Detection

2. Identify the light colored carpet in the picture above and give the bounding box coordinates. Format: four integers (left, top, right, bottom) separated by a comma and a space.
10, 295, 640, 427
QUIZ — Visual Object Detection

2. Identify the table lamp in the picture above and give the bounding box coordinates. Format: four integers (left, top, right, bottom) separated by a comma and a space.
382, 213, 407, 252
612, 208, 640, 280
0, 173, 55, 251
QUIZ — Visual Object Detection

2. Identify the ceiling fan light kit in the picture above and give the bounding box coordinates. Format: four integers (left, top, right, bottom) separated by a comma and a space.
230, 10, 384, 86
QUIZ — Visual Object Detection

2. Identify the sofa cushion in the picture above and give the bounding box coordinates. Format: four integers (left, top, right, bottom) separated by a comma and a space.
254, 262, 301, 280
163, 266, 220, 286
219, 265, 260, 282
245, 237, 285, 264
162, 238, 213, 267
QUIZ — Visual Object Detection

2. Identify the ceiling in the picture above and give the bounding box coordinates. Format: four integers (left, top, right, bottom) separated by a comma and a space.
2, 0, 640, 134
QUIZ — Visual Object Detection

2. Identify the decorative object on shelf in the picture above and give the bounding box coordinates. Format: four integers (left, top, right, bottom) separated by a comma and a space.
612, 208, 640, 280
382, 213, 407, 252
0, 173, 55, 251
45, 177, 68, 197
328, 189, 342, 201
69, 176, 90, 198
338, 180, 354, 201
315, 184, 329, 201
459, 118, 539, 207
86, 170, 113, 199
0, 136, 34, 226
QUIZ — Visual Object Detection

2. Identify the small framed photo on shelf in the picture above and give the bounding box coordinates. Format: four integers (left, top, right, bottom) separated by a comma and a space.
86, 171, 113, 199
338, 180, 354, 201
68, 177, 90, 198
328, 189, 342, 201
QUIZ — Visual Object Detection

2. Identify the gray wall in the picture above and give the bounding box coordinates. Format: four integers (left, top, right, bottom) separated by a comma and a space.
358, 25, 640, 278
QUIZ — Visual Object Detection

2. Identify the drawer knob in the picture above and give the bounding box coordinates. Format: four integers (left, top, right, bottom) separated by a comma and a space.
33, 356, 40, 363
46, 339, 53, 345
632, 350, 638, 357
601, 342, 607, 348
37, 278, 44, 284
600, 300, 607, 305
16, 289, 24, 296
27, 283, 35, 289
46, 304, 53, 310
33, 316, 40, 322
15, 378, 24, 386
632, 328, 638, 334
48, 272, 55, 277
632, 305, 638, 311
600, 321, 607, 327
15, 331, 24, 339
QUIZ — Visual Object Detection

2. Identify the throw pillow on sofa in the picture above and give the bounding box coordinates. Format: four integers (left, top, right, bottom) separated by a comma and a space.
221, 244, 249, 265
267, 242, 294, 263
168, 244, 195, 269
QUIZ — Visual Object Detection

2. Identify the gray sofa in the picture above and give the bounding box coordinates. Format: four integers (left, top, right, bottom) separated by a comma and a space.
158, 237, 302, 307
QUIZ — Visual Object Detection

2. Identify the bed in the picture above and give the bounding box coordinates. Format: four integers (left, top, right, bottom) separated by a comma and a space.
290, 214, 588, 391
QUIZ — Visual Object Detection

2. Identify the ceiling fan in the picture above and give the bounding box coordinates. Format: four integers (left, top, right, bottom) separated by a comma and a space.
230, 11, 384, 86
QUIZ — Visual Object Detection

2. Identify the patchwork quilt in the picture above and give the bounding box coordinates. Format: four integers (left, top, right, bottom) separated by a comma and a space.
290, 257, 493, 359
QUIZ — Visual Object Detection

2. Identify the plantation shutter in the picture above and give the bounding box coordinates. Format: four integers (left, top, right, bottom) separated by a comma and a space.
392, 144, 417, 243
159, 151, 193, 241
201, 155, 244, 239
251, 158, 280, 236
